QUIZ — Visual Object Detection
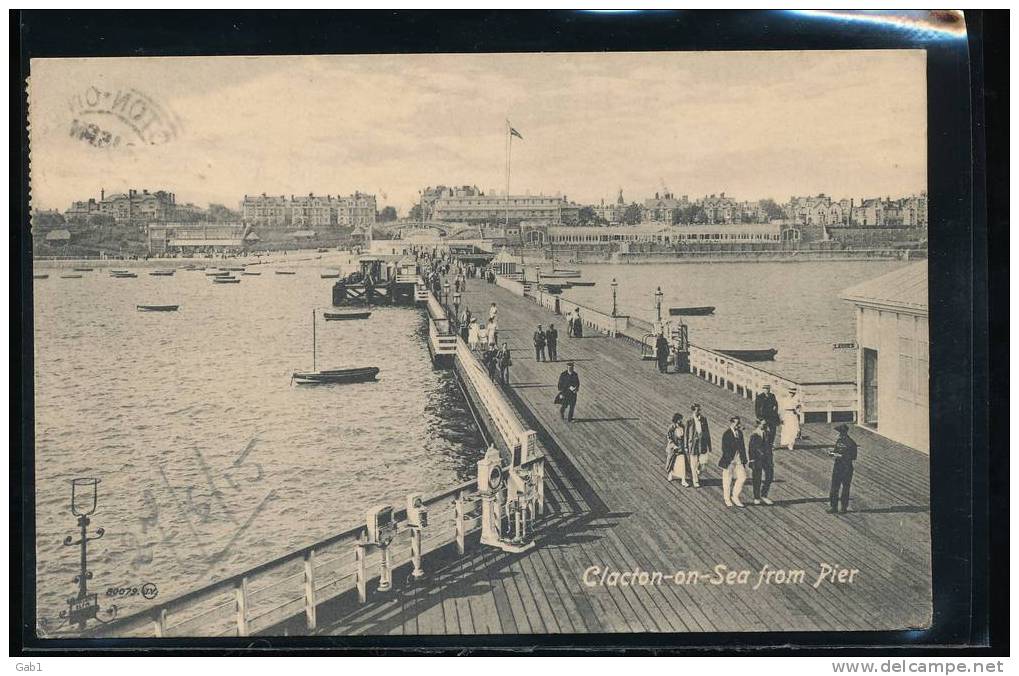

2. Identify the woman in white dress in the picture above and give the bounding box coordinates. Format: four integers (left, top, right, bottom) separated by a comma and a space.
779, 387, 802, 450
468, 319, 480, 351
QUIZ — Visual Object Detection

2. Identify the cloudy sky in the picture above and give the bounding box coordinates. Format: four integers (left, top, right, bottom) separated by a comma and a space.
29, 50, 926, 213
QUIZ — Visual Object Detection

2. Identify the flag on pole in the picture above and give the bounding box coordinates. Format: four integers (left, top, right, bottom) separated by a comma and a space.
508, 121, 523, 140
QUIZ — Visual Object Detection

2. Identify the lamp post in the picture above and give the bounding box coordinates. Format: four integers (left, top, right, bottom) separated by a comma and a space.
61, 478, 106, 631
655, 286, 664, 323
611, 278, 618, 317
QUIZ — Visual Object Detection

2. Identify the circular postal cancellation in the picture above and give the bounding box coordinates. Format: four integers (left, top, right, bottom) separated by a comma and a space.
67, 85, 181, 149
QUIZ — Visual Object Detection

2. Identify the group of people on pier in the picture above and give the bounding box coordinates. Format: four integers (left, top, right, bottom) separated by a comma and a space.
664, 391, 858, 513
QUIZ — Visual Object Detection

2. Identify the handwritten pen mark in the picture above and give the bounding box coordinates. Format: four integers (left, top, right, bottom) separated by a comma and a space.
190, 445, 240, 525
198, 489, 278, 576
157, 464, 212, 560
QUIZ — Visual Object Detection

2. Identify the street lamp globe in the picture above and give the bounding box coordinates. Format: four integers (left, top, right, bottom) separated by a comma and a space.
70, 478, 100, 517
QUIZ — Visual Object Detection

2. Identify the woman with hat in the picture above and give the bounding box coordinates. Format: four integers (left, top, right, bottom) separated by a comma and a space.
665, 413, 687, 483
779, 386, 802, 451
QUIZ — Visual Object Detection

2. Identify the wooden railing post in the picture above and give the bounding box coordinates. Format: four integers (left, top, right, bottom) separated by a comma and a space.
354, 540, 367, 604
235, 577, 249, 637
454, 491, 467, 556
303, 548, 317, 631
152, 607, 167, 637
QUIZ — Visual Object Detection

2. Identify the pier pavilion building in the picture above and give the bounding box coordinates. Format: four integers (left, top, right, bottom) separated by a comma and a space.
841, 261, 929, 453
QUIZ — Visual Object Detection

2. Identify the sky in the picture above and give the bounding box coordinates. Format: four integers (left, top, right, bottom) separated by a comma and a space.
28, 50, 927, 214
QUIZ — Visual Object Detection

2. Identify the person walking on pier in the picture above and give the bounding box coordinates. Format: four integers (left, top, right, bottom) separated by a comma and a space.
684, 403, 711, 483
556, 361, 580, 421
655, 333, 671, 373
780, 387, 802, 451
533, 324, 547, 362
489, 302, 498, 325
719, 416, 749, 507
546, 324, 559, 361
498, 343, 512, 384
828, 424, 858, 514
748, 418, 775, 505
574, 309, 584, 337
665, 413, 688, 484
755, 384, 781, 448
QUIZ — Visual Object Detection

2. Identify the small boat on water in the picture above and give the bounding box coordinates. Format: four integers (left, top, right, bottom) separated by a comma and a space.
669, 306, 716, 316
149, 269, 175, 276
111, 272, 138, 278
324, 310, 372, 321
541, 269, 582, 279
33, 274, 49, 279
213, 276, 241, 284
241, 271, 262, 276
72, 267, 94, 272
60, 274, 82, 279
569, 280, 596, 287
320, 273, 341, 279
292, 367, 380, 385
292, 309, 379, 385
717, 348, 778, 362
137, 304, 180, 312
222, 266, 246, 272
275, 270, 297, 275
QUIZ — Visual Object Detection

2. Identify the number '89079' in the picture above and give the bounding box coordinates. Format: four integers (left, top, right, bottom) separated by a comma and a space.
106, 586, 140, 598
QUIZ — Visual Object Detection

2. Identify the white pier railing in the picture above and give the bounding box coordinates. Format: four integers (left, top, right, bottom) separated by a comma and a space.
86, 450, 546, 638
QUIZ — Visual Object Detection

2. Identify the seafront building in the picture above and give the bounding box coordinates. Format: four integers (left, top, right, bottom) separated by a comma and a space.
147, 222, 251, 255
240, 193, 377, 228
65, 188, 204, 224
841, 262, 929, 453
545, 221, 789, 246
431, 191, 580, 226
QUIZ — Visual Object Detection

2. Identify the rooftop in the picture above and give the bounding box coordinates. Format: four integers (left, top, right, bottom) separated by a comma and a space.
841, 261, 928, 314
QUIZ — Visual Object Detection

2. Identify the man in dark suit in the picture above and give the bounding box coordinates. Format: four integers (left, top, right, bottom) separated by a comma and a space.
533, 324, 547, 362
828, 424, 858, 514
655, 333, 670, 373
718, 416, 749, 508
684, 403, 711, 487
546, 325, 559, 362
754, 384, 781, 448
748, 418, 775, 505
557, 361, 580, 421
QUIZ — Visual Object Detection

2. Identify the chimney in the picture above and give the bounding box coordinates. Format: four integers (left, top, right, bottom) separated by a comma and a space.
100, 188, 105, 200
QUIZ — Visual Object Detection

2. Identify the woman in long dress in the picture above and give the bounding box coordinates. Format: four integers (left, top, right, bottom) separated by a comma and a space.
779, 387, 802, 450
665, 413, 687, 483
468, 319, 480, 351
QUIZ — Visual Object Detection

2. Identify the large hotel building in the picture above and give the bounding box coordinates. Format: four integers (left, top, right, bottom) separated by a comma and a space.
431, 192, 580, 225
241, 193, 377, 228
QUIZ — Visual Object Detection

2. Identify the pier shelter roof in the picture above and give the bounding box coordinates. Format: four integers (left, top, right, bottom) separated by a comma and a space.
841, 261, 927, 315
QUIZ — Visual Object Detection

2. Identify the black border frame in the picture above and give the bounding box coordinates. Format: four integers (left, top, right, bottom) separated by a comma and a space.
12, 9, 1004, 656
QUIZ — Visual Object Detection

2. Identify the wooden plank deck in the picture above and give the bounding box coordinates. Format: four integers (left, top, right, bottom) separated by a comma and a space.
307, 278, 931, 635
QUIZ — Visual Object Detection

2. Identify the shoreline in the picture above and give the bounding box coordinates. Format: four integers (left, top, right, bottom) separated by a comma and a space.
517, 248, 925, 265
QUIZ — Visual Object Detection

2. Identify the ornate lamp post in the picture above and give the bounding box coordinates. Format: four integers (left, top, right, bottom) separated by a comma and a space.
611, 278, 618, 317
655, 286, 664, 323
61, 478, 106, 631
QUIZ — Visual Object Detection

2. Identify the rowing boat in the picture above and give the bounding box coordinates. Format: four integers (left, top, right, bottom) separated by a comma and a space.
33, 274, 49, 279
149, 269, 175, 276
213, 277, 241, 284
275, 270, 297, 275
323, 311, 372, 321
716, 348, 778, 362
137, 304, 180, 312
669, 306, 716, 316
292, 367, 380, 385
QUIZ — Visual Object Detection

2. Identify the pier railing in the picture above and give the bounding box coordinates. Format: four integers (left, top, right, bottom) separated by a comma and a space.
85, 449, 546, 639
526, 287, 630, 337
493, 272, 858, 422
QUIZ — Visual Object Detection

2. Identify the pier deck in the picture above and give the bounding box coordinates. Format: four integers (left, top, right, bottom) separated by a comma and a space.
310, 278, 931, 635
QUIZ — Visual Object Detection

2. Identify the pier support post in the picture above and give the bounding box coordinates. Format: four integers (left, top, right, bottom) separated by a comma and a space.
303, 548, 317, 631
235, 577, 249, 637
454, 492, 467, 556
354, 541, 368, 604
152, 608, 167, 638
